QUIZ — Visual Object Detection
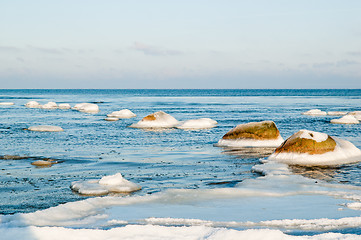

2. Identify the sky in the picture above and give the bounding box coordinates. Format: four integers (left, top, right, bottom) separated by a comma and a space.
1, 0, 361, 89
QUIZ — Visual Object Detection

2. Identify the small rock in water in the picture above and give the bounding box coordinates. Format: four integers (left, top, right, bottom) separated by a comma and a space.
31, 160, 56, 167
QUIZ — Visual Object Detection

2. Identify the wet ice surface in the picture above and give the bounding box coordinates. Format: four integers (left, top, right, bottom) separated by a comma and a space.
1, 89, 361, 237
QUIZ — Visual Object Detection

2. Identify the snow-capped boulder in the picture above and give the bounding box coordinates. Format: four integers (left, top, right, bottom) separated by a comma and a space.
302, 109, 327, 116
177, 118, 217, 130
105, 117, 119, 121
268, 129, 361, 166
73, 103, 99, 113
0, 102, 14, 106
25, 101, 41, 108
327, 111, 348, 116
348, 111, 361, 121
107, 109, 136, 118
216, 121, 284, 147
331, 115, 359, 124
71, 173, 141, 196
41, 102, 58, 109
27, 125, 64, 132
130, 111, 179, 128
58, 103, 71, 109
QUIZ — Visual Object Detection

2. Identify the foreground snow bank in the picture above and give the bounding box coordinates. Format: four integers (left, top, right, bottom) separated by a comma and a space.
71, 173, 141, 195
0, 225, 356, 240
27, 125, 64, 132
269, 130, 361, 166
130, 111, 179, 128
177, 118, 217, 130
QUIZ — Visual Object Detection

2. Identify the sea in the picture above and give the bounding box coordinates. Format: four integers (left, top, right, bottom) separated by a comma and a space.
1, 89, 361, 239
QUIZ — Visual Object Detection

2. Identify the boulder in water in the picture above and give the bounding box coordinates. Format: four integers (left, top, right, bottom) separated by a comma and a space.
269, 129, 361, 166
25, 101, 41, 108
73, 103, 99, 113
216, 121, 284, 147
330, 115, 359, 124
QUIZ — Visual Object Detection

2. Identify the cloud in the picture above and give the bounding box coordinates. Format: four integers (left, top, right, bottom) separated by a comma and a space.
0, 46, 22, 53
347, 51, 361, 57
336, 60, 359, 67
132, 42, 182, 56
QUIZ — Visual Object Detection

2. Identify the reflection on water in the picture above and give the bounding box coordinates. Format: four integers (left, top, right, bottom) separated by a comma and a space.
289, 165, 340, 181
219, 147, 276, 158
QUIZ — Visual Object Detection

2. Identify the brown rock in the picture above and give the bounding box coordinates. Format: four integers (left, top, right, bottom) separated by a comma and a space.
274, 130, 336, 155
222, 121, 281, 140
31, 160, 56, 167
142, 114, 157, 121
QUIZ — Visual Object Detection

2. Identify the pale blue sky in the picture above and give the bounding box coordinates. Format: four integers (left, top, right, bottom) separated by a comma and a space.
1, 0, 360, 88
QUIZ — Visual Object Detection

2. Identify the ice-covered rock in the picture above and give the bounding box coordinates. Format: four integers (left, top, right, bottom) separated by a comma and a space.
327, 111, 348, 116
27, 125, 64, 132
302, 109, 327, 116
130, 111, 179, 129
107, 109, 136, 118
25, 101, 41, 108
73, 103, 99, 113
348, 111, 361, 121
71, 173, 141, 196
105, 117, 119, 121
0, 102, 14, 106
41, 102, 58, 109
177, 118, 217, 130
216, 121, 284, 147
330, 115, 359, 124
269, 129, 361, 166
58, 103, 71, 109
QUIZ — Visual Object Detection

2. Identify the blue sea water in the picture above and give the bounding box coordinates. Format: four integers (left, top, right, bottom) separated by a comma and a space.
1, 89, 361, 235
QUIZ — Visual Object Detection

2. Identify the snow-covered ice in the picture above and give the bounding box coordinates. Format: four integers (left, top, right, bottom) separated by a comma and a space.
107, 109, 136, 118
27, 125, 64, 132
0, 102, 15, 105
25, 101, 41, 108
71, 173, 141, 196
130, 111, 179, 129
58, 103, 71, 109
41, 102, 58, 109
327, 111, 348, 116
177, 118, 217, 130
302, 109, 327, 116
105, 117, 119, 121
73, 103, 99, 113
216, 137, 284, 148
330, 115, 359, 124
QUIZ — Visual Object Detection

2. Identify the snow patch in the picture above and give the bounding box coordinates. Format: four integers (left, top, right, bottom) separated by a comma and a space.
41, 102, 58, 109
177, 118, 217, 130
25, 101, 41, 108
73, 103, 99, 113
107, 109, 136, 118
331, 115, 359, 124
0, 102, 14, 105
302, 109, 327, 116
327, 111, 348, 116
27, 125, 64, 132
130, 111, 179, 129
58, 103, 71, 109
216, 136, 284, 148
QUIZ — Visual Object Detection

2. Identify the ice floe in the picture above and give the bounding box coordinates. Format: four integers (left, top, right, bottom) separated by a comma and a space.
73, 103, 99, 113
58, 103, 71, 109
105, 117, 119, 121
27, 125, 64, 132
41, 102, 58, 109
269, 129, 361, 166
107, 109, 136, 118
129, 111, 179, 129
302, 109, 327, 116
327, 111, 348, 116
71, 173, 141, 196
330, 115, 359, 124
177, 118, 217, 130
216, 121, 284, 148
25, 101, 42, 108
0, 102, 14, 105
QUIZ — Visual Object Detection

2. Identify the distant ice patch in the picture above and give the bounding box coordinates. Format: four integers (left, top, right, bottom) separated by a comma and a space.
71, 173, 141, 196
130, 111, 179, 129
41, 102, 58, 109
27, 125, 64, 132
177, 118, 217, 130
330, 115, 359, 124
25, 101, 41, 108
302, 109, 327, 116
327, 111, 348, 116
73, 103, 99, 113
58, 103, 71, 109
105, 117, 119, 121
107, 109, 136, 118
0, 102, 14, 106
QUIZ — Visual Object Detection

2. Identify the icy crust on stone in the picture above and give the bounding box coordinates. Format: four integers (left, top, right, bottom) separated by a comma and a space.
25, 101, 42, 108
27, 125, 64, 132
302, 109, 327, 116
269, 130, 361, 166
73, 103, 99, 113
177, 118, 217, 130
107, 109, 136, 118
130, 111, 179, 128
41, 102, 58, 109
217, 136, 284, 148
0, 102, 14, 105
105, 117, 119, 121
331, 115, 359, 124
71, 173, 141, 196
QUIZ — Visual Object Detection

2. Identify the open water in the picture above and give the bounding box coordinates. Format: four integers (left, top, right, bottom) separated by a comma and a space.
1, 89, 361, 237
